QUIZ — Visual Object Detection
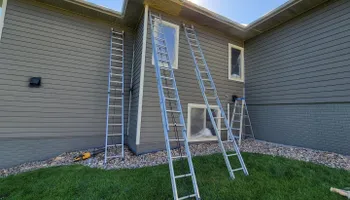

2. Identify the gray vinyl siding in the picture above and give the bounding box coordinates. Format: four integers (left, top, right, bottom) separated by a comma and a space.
127, 14, 144, 152
245, 0, 350, 154
0, 0, 134, 168
138, 9, 244, 153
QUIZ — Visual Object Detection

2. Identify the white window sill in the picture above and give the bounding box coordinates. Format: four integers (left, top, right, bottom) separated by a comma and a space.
229, 77, 244, 82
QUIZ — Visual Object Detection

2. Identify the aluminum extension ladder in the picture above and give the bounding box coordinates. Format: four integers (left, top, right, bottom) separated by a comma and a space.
230, 97, 255, 146
183, 24, 248, 179
104, 28, 125, 165
149, 12, 201, 200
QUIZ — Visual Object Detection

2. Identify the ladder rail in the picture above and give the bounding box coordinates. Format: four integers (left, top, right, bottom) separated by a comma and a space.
121, 30, 125, 159
150, 13, 200, 200
104, 28, 114, 165
184, 24, 249, 177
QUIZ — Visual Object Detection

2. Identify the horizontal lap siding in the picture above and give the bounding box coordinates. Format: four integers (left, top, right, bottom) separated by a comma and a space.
0, 0, 135, 167
245, 0, 350, 154
138, 10, 244, 152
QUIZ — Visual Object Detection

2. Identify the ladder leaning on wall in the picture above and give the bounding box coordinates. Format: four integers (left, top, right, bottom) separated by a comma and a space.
104, 28, 125, 165
149, 12, 201, 200
183, 24, 249, 179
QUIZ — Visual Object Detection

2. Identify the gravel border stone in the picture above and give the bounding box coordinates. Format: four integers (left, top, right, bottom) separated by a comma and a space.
1, 139, 349, 178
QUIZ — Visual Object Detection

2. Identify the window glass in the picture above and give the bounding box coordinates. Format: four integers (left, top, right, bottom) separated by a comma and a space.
152, 20, 179, 69
189, 106, 219, 141
231, 48, 242, 77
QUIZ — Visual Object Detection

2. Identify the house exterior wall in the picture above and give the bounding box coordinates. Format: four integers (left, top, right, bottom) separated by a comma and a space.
0, 0, 135, 168
137, 9, 245, 153
245, 0, 350, 155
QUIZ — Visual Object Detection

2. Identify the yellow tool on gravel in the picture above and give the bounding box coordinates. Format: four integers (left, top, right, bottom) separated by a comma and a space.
73, 149, 105, 162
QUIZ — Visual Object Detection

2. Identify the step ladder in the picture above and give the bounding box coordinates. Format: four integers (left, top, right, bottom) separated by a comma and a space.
149, 12, 201, 200
104, 28, 125, 165
230, 97, 255, 146
183, 24, 248, 179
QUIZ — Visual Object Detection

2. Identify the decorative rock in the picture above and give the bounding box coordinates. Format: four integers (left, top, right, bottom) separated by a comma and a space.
1, 139, 349, 178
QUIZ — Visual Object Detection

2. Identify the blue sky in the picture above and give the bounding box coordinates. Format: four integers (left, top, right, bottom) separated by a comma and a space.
86, 0, 124, 12
86, 0, 288, 25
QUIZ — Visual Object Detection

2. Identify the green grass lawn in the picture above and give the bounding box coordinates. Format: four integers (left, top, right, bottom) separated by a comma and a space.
1, 153, 349, 200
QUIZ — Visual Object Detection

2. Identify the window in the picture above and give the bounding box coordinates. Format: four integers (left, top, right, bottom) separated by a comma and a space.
228, 44, 244, 82
0, 0, 8, 40
187, 104, 220, 141
152, 20, 179, 69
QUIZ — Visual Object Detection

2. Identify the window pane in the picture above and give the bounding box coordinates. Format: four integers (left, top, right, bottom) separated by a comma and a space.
190, 107, 217, 140
163, 24, 176, 67
231, 48, 241, 77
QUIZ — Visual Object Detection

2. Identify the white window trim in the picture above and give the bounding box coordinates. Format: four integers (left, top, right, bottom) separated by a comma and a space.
0, 0, 8, 40
228, 43, 245, 82
152, 20, 179, 69
187, 103, 221, 142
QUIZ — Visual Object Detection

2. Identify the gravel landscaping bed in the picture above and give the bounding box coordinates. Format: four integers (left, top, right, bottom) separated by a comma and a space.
1, 139, 349, 178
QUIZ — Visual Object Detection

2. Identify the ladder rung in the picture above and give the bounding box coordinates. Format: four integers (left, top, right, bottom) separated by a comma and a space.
205, 87, 215, 90
106, 155, 123, 159
111, 66, 123, 70
175, 173, 192, 179
109, 105, 122, 108
112, 31, 123, 35
231, 128, 240, 131
178, 194, 197, 200
106, 144, 123, 147
199, 71, 207, 74
112, 42, 123, 45
161, 76, 173, 80
172, 155, 187, 159
214, 117, 224, 119
112, 36, 123, 40
110, 80, 123, 84
160, 66, 171, 71
168, 124, 184, 127
163, 86, 175, 90
108, 133, 123, 136
111, 73, 122, 76
111, 59, 122, 63
109, 114, 122, 116
110, 88, 122, 91
112, 48, 123, 51
219, 128, 228, 131
169, 138, 185, 142
227, 153, 237, 157
110, 97, 123, 100
111, 54, 123, 57
232, 168, 244, 172
166, 110, 180, 113
165, 97, 177, 101
108, 124, 123, 126
202, 79, 210, 81
232, 120, 241, 123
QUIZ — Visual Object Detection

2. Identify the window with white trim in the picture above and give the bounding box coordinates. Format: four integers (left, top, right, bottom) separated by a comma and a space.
228, 44, 244, 82
152, 20, 179, 69
187, 104, 220, 141
0, 0, 7, 40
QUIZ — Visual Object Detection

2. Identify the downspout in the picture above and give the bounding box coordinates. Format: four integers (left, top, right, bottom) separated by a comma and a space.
127, 42, 135, 136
